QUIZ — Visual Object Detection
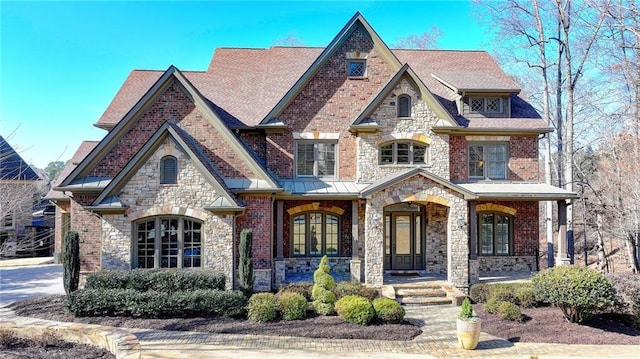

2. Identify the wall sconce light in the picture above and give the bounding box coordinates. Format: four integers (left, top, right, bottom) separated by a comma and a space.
457, 215, 466, 230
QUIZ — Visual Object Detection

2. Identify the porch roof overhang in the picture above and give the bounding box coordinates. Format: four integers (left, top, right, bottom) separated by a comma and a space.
359, 168, 477, 200
458, 182, 579, 201
279, 179, 367, 197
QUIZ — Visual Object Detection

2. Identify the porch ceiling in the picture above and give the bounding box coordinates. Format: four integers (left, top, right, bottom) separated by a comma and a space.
458, 182, 579, 201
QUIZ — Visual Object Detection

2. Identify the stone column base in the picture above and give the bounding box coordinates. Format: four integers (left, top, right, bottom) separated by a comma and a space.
350, 258, 363, 283
556, 256, 571, 266
254, 269, 272, 292
275, 261, 286, 287
469, 259, 480, 286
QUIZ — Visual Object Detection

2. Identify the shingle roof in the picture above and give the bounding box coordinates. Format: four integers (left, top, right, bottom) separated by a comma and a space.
44, 141, 99, 200
0, 135, 40, 181
95, 47, 543, 131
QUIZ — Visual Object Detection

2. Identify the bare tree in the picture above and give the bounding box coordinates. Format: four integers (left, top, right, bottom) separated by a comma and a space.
273, 32, 306, 47
393, 26, 442, 49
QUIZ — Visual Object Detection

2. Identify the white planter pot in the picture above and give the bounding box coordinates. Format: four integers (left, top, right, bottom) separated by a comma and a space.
456, 318, 481, 350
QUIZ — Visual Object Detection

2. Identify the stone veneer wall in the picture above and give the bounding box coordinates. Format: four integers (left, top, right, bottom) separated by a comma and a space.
100, 137, 235, 289
357, 78, 450, 182
424, 202, 448, 274
274, 257, 351, 287
479, 256, 536, 272
365, 175, 468, 289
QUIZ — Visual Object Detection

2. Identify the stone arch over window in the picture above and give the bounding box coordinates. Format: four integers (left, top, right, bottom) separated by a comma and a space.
160, 155, 177, 184
290, 211, 341, 257
133, 215, 203, 269
397, 94, 411, 117
475, 203, 517, 216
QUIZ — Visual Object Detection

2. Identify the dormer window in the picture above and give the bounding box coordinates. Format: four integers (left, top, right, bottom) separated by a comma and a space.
397, 95, 411, 117
348, 60, 366, 77
160, 155, 177, 184
471, 97, 502, 114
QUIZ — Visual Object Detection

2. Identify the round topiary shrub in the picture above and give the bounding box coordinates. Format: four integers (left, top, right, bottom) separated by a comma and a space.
312, 255, 337, 316
469, 283, 490, 303
278, 292, 307, 321
247, 293, 278, 322
372, 297, 405, 324
482, 297, 500, 314
497, 301, 523, 322
532, 265, 617, 323
335, 295, 375, 325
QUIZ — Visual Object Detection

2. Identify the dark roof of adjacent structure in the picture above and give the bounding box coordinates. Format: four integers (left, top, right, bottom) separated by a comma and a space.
0, 135, 40, 181
44, 140, 99, 200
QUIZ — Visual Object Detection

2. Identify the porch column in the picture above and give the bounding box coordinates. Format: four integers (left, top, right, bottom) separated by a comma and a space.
350, 200, 362, 282
276, 200, 284, 260
556, 200, 571, 265
468, 201, 479, 285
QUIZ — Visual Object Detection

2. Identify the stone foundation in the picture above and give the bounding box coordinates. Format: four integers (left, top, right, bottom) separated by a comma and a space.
253, 269, 271, 292
274, 257, 351, 286
479, 256, 536, 272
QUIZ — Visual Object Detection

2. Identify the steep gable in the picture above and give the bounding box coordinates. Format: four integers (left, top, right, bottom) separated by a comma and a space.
60, 66, 279, 193
0, 136, 39, 181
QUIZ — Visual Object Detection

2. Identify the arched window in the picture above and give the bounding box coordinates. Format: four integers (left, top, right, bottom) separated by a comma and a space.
398, 95, 411, 117
379, 141, 427, 165
135, 216, 202, 268
292, 212, 340, 257
160, 156, 177, 184
478, 212, 512, 255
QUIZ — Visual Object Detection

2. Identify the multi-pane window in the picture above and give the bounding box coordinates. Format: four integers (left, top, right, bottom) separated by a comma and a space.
348, 60, 366, 77
160, 156, 177, 184
380, 142, 427, 165
479, 213, 512, 255
468, 143, 507, 179
398, 95, 411, 117
291, 212, 340, 256
470, 97, 502, 113
135, 217, 202, 268
296, 142, 336, 177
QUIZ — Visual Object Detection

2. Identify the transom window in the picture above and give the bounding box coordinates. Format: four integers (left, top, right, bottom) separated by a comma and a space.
478, 212, 512, 255
470, 97, 502, 113
397, 95, 411, 117
380, 141, 427, 165
160, 156, 177, 184
135, 216, 202, 268
468, 143, 507, 179
348, 60, 366, 77
296, 141, 336, 177
292, 212, 340, 256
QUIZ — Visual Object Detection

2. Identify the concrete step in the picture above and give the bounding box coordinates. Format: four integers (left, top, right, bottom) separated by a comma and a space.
397, 296, 454, 306
396, 288, 446, 297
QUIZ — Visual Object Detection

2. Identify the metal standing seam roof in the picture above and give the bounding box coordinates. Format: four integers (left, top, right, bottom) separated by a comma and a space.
458, 182, 579, 200
279, 179, 368, 196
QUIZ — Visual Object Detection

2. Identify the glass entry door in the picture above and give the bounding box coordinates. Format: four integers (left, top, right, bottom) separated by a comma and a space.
384, 205, 423, 270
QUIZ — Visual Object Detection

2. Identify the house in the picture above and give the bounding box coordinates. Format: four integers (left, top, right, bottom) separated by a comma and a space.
0, 135, 48, 256
50, 13, 577, 292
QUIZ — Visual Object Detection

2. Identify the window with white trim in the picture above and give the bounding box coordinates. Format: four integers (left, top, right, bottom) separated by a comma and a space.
135, 216, 202, 268
478, 212, 512, 255
470, 97, 502, 114
468, 143, 507, 179
380, 141, 427, 165
160, 156, 177, 184
292, 212, 340, 257
397, 95, 411, 117
348, 60, 366, 77
296, 141, 336, 177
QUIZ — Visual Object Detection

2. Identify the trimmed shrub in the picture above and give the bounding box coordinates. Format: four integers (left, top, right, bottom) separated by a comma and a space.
334, 281, 362, 299
278, 292, 307, 321
85, 269, 226, 293
312, 255, 336, 316
469, 283, 490, 303
278, 282, 313, 301
533, 266, 617, 323
335, 295, 375, 325
66, 288, 246, 318
515, 285, 538, 308
247, 293, 278, 322
62, 230, 80, 295
497, 301, 523, 322
482, 297, 501, 314
238, 229, 254, 298
359, 287, 380, 301
372, 297, 405, 324
491, 285, 518, 304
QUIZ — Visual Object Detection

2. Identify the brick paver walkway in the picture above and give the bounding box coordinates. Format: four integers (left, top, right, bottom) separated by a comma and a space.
2, 305, 638, 359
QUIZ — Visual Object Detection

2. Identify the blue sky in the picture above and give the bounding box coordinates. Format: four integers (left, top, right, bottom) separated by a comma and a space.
1, 1, 491, 171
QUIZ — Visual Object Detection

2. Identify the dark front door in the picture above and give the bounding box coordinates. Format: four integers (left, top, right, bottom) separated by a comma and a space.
384, 206, 423, 270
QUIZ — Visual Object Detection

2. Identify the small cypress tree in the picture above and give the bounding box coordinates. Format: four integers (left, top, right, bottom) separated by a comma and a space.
239, 229, 254, 297
63, 230, 80, 295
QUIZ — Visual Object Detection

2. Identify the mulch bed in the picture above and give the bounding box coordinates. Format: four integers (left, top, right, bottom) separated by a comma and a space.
474, 303, 640, 345
0, 331, 115, 359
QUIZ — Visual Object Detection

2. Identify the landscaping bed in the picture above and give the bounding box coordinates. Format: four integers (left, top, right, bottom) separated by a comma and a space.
0, 329, 115, 359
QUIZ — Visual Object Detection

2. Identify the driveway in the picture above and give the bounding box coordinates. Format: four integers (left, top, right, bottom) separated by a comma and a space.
0, 263, 65, 307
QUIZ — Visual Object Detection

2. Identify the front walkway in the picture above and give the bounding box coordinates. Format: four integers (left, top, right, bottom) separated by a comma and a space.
1, 304, 638, 358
